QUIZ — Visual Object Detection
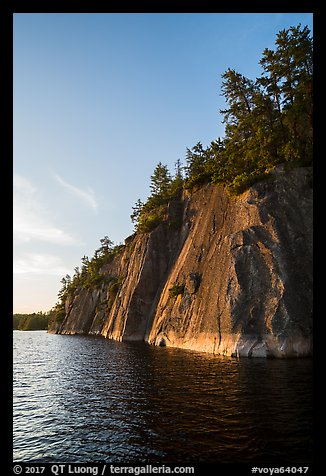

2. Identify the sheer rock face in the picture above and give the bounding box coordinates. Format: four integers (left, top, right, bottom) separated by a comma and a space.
148, 167, 313, 357
100, 220, 182, 342
48, 167, 313, 358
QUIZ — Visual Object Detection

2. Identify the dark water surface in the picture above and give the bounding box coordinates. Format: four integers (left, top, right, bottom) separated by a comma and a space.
13, 331, 313, 464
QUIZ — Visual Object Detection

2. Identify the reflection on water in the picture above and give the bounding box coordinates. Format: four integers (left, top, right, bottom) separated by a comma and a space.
13, 331, 313, 464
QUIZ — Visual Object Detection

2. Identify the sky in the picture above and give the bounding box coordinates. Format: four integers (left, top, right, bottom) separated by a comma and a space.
13, 12, 313, 314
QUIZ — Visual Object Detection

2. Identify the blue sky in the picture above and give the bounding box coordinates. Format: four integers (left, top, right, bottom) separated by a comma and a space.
13, 13, 313, 313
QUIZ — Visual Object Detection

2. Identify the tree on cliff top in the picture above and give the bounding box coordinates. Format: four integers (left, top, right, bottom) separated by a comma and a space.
182, 23, 312, 194
94, 236, 114, 258
130, 161, 184, 232
220, 24, 312, 178
150, 162, 172, 198
130, 24, 312, 224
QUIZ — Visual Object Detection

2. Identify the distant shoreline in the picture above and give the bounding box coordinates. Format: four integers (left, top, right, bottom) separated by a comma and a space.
13, 313, 49, 331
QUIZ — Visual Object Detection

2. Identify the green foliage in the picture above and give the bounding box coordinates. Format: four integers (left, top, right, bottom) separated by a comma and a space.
220, 24, 312, 182
180, 24, 312, 196
150, 162, 172, 197
130, 199, 144, 226
131, 26, 313, 233
13, 312, 49, 330
54, 234, 126, 326
138, 212, 164, 233
131, 160, 184, 233
55, 236, 126, 316
169, 283, 185, 298
53, 308, 66, 324
47, 302, 66, 325
226, 171, 271, 196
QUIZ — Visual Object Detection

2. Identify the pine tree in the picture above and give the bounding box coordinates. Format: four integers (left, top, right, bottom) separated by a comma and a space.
150, 162, 172, 198
218, 24, 313, 184
259, 24, 313, 164
169, 159, 184, 196
130, 199, 144, 226
96, 236, 114, 258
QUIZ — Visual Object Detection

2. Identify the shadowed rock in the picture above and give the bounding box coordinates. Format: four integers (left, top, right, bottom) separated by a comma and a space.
49, 167, 313, 358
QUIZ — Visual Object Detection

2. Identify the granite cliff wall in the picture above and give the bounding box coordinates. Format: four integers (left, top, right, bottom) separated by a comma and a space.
48, 167, 313, 358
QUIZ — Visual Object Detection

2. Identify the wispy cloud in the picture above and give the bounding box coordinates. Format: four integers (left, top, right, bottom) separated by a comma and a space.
13, 252, 70, 276
54, 174, 98, 212
13, 174, 79, 245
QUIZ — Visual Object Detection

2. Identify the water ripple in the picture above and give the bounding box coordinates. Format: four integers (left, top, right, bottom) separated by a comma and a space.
13, 331, 313, 464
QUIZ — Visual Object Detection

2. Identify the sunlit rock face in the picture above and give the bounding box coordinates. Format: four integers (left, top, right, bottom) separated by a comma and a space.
49, 167, 313, 358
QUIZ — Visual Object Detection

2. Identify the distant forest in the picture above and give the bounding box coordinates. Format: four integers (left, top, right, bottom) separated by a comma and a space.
13, 312, 50, 330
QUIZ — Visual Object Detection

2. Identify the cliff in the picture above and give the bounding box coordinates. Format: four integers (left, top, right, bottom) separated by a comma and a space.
48, 166, 313, 358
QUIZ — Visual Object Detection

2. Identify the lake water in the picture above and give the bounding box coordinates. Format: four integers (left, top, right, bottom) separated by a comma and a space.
13, 331, 313, 464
